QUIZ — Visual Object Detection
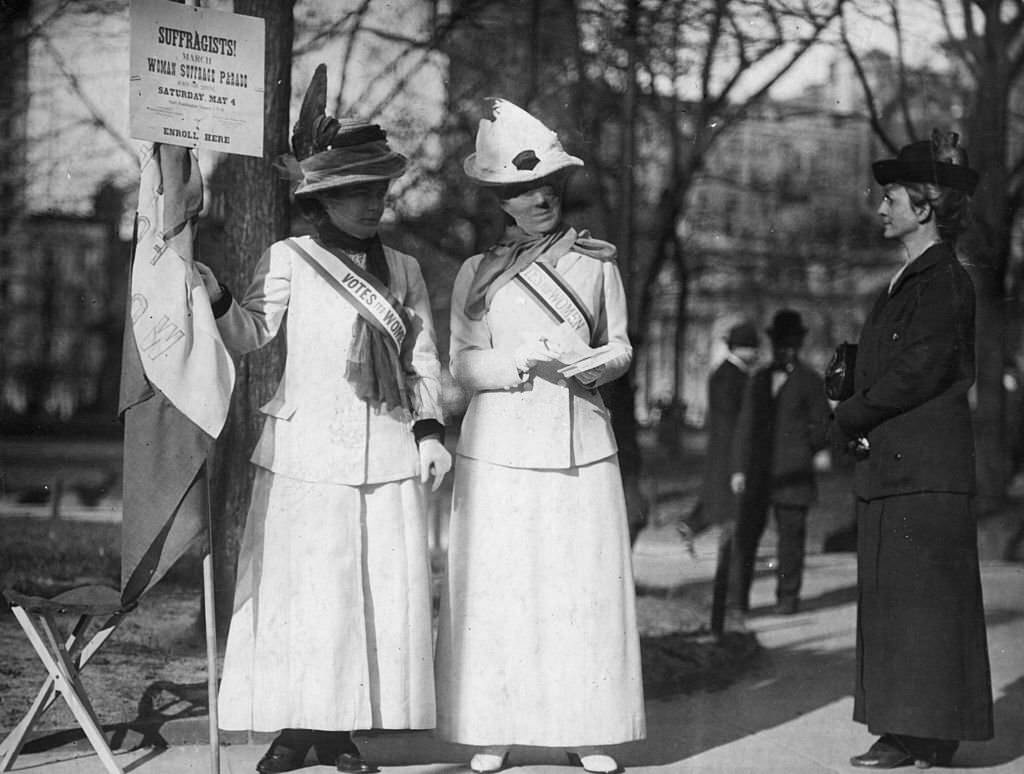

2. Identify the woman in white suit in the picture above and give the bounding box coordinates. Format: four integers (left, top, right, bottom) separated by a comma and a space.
197, 66, 451, 774
435, 99, 646, 774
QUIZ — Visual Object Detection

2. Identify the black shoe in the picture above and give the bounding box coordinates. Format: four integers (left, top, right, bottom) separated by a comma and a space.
335, 751, 380, 774
850, 735, 914, 768
310, 732, 379, 774
773, 598, 799, 615
256, 732, 311, 774
906, 738, 959, 769
720, 608, 749, 635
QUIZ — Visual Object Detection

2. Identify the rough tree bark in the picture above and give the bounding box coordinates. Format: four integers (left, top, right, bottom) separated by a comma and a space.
206, 0, 294, 637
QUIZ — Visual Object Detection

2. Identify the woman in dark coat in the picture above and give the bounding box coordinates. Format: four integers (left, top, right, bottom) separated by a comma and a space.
835, 130, 993, 769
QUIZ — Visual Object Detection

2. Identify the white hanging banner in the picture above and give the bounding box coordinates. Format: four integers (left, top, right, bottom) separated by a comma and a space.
129, 0, 265, 158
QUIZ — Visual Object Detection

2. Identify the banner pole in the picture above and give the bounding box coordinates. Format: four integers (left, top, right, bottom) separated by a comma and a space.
173, 2, 220, 768
203, 471, 220, 774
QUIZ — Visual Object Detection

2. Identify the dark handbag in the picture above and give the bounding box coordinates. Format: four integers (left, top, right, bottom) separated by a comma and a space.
825, 342, 858, 401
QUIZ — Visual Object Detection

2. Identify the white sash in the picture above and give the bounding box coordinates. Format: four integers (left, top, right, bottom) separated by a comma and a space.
515, 261, 594, 345
285, 237, 407, 350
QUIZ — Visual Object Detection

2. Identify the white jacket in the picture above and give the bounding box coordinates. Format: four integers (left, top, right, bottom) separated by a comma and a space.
216, 236, 443, 485
450, 248, 631, 469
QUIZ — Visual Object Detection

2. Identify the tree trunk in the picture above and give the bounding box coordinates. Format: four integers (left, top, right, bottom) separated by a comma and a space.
965, 12, 1013, 510
206, 0, 294, 638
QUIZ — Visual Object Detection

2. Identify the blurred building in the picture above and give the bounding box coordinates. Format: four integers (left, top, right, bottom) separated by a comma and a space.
2, 213, 126, 429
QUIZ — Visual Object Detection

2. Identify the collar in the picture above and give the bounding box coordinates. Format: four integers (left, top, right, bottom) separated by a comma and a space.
889, 241, 950, 297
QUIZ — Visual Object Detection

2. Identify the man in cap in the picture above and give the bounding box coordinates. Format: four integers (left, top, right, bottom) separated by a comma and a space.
726, 309, 830, 619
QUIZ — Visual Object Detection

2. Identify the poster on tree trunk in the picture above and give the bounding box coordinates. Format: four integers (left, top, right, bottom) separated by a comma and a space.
129, 0, 265, 157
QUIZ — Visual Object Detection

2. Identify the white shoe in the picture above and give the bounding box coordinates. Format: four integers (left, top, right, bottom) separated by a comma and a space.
569, 751, 620, 773
470, 748, 509, 773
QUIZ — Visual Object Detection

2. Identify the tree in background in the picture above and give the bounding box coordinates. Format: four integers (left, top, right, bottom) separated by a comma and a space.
435, 0, 846, 455
839, 0, 1024, 507
204, 0, 294, 634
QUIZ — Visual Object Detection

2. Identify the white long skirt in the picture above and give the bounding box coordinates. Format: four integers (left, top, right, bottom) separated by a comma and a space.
435, 454, 646, 747
218, 468, 435, 732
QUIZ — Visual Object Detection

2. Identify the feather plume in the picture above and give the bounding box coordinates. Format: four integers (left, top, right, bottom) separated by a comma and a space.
292, 64, 329, 160
931, 128, 964, 165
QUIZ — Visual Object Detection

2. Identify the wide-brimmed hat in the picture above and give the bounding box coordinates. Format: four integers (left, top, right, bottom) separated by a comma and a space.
284, 64, 408, 198
726, 321, 760, 349
766, 309, 807, 344
463, 98, 583, 186
872, 132, 979, 195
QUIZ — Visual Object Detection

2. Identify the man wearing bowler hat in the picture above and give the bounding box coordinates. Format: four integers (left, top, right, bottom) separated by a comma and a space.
725, 309, 830, 619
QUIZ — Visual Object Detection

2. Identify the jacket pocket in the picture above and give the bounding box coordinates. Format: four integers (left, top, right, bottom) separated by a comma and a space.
258, 395, 297, 420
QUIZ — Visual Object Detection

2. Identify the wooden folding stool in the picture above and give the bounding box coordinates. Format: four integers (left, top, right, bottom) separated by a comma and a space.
1, 586, 134, 774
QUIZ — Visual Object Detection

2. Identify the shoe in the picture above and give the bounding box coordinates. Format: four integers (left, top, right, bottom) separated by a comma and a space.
335, 752, 379, 773
470, 748, 509, 773
309, 731, 379, 774
256, 732, 310, 773
567, 751, 621, 773
722, 609, 749, 634
773, 598, 799, 615
850, 735, 914, 768
910, 739, 959, 769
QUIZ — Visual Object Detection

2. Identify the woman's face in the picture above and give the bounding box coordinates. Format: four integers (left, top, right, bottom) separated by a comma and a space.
498, 179, 564, 237
318, 181, 390, 239
877, 184, 925, 242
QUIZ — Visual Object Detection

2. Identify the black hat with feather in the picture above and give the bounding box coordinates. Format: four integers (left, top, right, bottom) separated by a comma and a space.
286, 64, 407, 198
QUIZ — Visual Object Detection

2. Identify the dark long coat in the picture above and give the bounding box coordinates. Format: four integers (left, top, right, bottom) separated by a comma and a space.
700, 358, 749, 525
731, 360, 831, 507
835, 242, 993, 741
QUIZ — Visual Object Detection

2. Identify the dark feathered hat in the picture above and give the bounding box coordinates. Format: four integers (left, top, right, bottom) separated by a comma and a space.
872, 130, 979, 195
284, 64, 407, 197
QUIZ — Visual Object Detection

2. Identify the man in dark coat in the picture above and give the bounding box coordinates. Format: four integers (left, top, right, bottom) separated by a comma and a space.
726, 309, 830, 617
697, 321, 760, 636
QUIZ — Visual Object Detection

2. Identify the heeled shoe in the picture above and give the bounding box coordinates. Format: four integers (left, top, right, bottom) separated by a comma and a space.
910, 740, 959, 769
470, 747, 509, 773
256, 732, 311, 774
308, 731, 379, 774
335, 751, 379, 774
567, 751, 621, 773
850, 735, 914, 768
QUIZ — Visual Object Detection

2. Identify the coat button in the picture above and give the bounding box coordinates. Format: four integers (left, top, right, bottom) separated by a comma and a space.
894, 452, 903, 461
892, 332, 900, 341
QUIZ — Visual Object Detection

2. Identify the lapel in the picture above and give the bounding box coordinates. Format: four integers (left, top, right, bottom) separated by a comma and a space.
889, 243, 948, 298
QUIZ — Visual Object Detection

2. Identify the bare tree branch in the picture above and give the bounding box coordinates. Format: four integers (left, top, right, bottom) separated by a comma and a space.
839, 10, 899, 153
932, 0, 976, 74
334, 0, 374, 116
37, 29, 136, 166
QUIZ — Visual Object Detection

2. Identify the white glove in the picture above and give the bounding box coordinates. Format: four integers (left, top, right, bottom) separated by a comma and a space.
418, 437, 452, 492
193, 261, 223, 303
513, 338, 562, 374
730, 472, 746, 495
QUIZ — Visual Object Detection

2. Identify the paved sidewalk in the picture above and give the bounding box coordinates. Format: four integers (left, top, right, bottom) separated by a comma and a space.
9, 531, 1024, 774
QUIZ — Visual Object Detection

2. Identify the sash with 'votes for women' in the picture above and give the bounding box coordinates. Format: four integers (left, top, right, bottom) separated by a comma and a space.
285, 237, 408, 351
513, 261, 595, 346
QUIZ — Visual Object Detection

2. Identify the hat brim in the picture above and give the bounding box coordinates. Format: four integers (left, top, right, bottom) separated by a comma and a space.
872, 159, 979, 195
294, 170, 404, 198
463, 151, 584, 185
